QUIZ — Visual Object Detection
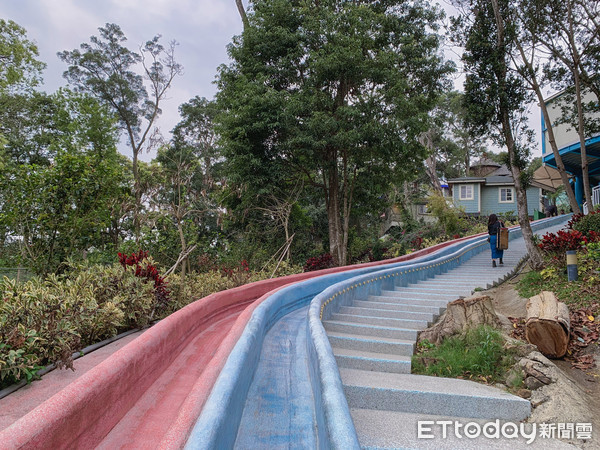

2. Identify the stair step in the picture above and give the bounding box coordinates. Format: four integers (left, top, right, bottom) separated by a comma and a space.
430, 275, 495, 284
416, 281, 485, 288
353, 300, 443, 314
397, 286, 474, 296
323, 321, 418, 340
368, 295, 451, 308
330, 313, 429, 330
381, 289, 457, 298
333, 348, 412, 374
340, 368, 530, 420
326, 332, 414, 356
339, 306, 435, 322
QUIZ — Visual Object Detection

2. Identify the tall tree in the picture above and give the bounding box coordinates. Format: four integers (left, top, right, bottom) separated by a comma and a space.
146, 97, 223, 275
235, 0, 249, 30
511, 0, 581, 214
58, 23, 182, 240
1, 90, 124, 273
421, 91, 488, 188
452, 0, 545, 269
533, 0, 599, 209
217, 0, 453, 265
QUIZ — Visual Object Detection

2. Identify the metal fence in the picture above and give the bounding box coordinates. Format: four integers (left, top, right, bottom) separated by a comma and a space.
0, 267, 35, 283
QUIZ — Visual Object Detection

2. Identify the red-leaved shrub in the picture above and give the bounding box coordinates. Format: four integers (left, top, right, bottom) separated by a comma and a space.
118, 250, 170, 309
538, 229, 600, 264
304, 253, 334, 272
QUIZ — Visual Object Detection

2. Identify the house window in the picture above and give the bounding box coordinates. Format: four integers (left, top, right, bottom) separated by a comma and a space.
499, 187, 514, 203
459, 184, 474, 200
417, 204, 429, 215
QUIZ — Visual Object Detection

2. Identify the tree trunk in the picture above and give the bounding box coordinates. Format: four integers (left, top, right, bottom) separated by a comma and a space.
515, 42, 581, 214
420, 131, 443, 194
572, 66, 593, 210
491, 0, 545, 270
235, 0, 249, 30
176, 214, 187, 301
132, 148, 141, 243
526, 291, 570, 358
510, 160, 544, 269
566, 0, 593, 209
539, 99, 581, 214
417, 296, 503, 345
327, 176, 345, 266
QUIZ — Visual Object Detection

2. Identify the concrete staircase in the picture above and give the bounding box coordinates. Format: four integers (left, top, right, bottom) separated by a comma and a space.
322, 236, 548, 448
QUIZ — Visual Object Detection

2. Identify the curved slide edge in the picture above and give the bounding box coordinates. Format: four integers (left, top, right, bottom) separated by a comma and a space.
307, 215, 570, 447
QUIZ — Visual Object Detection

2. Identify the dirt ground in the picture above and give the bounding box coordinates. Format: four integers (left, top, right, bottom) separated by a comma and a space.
480, 266, 600, 448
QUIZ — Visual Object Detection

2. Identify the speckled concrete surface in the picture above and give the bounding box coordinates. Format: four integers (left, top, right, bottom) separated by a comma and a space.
0, 330, 145, 431
351, 409, 577, 449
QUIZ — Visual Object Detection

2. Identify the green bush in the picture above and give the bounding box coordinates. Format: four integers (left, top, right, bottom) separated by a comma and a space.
0, 262, 158, 389
572, 211, 600, 235
427, 194, 462, 236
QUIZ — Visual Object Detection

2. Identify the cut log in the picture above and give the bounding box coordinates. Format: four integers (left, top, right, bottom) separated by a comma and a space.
417, 296, 503, 345
525, 291, 570, 358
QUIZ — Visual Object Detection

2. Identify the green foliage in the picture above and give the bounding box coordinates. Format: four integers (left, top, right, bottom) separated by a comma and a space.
0, 258, 174, 388
572, 211, 600, 235
217, 0, 454, 264
517, 250, 600, 309
584, 242, 600, 262
0, 19, 46, 93
58, 23, 182, 239
412, 326, 517, 382
427, 90, 488, 179
427, 194, 464, 236
59, 24, 150, 139
0, 90, 126, 273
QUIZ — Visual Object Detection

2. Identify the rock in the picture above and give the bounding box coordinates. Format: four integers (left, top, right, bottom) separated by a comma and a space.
530, 394, 550, 408
494, 383, 507, 390
524, 376, 545, 390
518, 352, 559, 384
516, 388, 532, 399
525, 352, 594, 429
523, 363, 552, 385
512, 343, 538, 357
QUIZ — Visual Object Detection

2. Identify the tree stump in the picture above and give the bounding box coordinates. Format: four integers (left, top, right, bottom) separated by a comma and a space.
417, 296, 503, 345
525, 291, 570, 358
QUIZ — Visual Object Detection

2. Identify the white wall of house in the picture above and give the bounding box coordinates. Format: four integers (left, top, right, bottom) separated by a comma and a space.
544, 90, 600, 154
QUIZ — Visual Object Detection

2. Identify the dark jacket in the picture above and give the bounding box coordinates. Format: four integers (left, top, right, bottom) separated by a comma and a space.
488, 220, 504, 236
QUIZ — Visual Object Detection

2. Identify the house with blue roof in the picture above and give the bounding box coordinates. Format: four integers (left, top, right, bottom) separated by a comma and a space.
447, 158, 542, 217
541, 90, 600, 213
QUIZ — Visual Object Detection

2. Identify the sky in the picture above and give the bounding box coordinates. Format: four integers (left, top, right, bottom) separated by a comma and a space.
1, 0, 543, 161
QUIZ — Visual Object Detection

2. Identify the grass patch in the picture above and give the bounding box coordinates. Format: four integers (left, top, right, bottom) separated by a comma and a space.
517, 268, 599, 309
412, 326, 517, 384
